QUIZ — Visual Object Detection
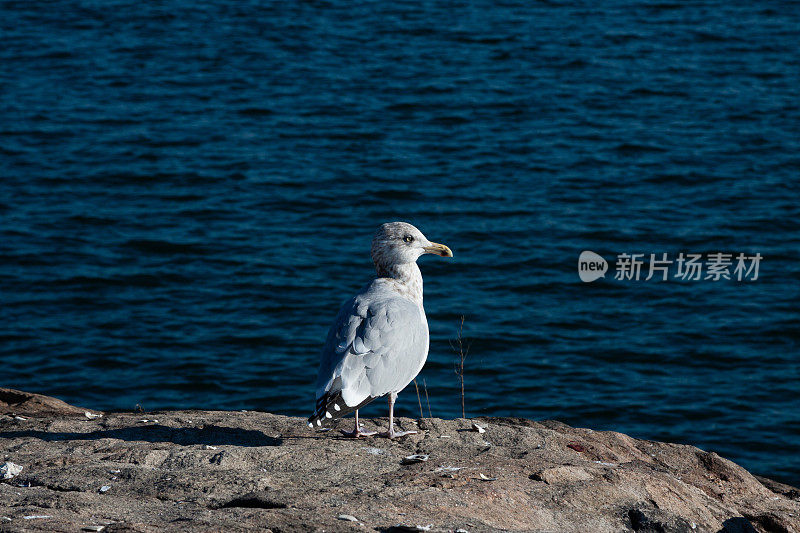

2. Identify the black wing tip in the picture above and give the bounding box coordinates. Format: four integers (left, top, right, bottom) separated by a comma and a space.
307, 392, 346, 428
307, 392, 376, 429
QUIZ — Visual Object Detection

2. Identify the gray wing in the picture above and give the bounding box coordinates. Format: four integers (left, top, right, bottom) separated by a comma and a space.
309, 283, 428, 425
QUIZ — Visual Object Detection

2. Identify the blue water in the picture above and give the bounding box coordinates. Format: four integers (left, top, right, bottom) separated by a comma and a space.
2, 1, 799, 485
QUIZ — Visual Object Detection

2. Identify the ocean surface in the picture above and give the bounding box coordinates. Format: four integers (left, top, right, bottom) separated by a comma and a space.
2, 1, 799, 485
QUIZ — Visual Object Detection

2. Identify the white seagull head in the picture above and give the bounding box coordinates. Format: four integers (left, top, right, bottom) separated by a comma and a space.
370, 222, 453, 272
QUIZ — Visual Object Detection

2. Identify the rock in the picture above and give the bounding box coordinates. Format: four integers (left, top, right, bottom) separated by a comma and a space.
530, 465, 593, 484
0, 389, 798, 532
0, 388, 92, 417
401, 454, 429, 464
337, 514, 359, 522
627, 507, 696, 533
0, 462, 23, 480
755, 475, 800, 500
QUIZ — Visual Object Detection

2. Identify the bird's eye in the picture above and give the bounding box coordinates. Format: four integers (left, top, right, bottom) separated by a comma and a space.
403, 235, 414, 243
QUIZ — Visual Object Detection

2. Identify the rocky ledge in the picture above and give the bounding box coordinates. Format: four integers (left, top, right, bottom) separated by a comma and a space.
1, 388, 798, 533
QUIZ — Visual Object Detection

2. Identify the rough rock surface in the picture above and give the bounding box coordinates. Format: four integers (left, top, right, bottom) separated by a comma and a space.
1, 388, 798, 532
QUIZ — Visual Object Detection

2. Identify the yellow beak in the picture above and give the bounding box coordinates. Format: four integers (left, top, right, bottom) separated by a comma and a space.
423, 242, 453, 258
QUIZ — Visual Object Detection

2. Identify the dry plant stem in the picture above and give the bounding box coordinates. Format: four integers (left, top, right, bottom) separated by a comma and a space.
423, 378, 432, 419
454, 315, 469, 418
413, 379, 424, 419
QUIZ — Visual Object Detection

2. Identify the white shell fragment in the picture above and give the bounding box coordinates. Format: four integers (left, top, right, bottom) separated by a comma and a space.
478, 473, 497, 481
594, 461, 618, 467
82, 526, 106, 532
337, 514, 359, 522
23, 515, 52, 520
14, 416, 26, 421
364, 447, 386, 456
99, 485, 111, 493
0, 462, 23, 480
85, 411, 102, 420
401, 454, 429, 465
471, 422, 486, 434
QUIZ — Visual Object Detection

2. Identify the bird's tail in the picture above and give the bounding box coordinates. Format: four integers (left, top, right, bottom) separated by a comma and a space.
307, 391, 375, 428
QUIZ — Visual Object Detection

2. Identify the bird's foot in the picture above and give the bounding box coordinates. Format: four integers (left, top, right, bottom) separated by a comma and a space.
340, 426, 377, 438
378, 428, 418, 439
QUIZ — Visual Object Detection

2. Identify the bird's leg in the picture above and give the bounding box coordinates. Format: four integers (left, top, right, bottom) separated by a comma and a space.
355, 409, 378, 436
339, 409, 376, 438
379, 392, 417, 439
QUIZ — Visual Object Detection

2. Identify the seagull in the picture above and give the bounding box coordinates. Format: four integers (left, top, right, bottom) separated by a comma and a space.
308, 222, 453, 438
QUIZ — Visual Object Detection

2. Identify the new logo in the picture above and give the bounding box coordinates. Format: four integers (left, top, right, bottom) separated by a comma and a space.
578, 251, 608, 282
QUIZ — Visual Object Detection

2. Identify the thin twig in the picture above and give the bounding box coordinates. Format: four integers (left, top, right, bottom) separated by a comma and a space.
423, 378, 432, 419
452, 315, 470, 418
413, 378, 424, 419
